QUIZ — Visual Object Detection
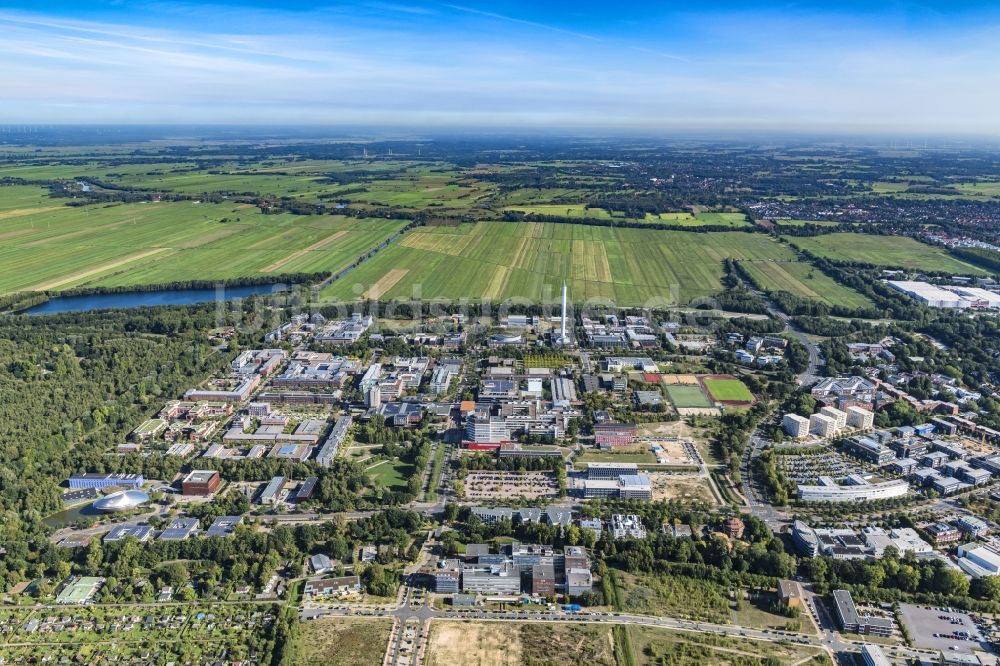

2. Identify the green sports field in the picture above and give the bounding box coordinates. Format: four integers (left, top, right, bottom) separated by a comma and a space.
786, 233, 987, 274
664, 384, 713, 408
321, 222, 796, 306
739, 260, 873, 308
703, 377, 754, 403
0, 186, 405, 294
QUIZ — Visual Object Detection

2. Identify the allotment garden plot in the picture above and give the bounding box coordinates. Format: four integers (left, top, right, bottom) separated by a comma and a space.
322, 222, 796, 306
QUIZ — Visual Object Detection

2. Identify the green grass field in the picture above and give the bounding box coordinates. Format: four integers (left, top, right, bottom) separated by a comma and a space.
954, 181, 1000, 196
643, 211, 750, 228
321, 222, 796, 306
703, 377, 754, 403
664, 384, 713, 408
786, 233, 987, 274
0, 186, 405, 294
505, 203, 613, 219
772, 219, 840, 227
367, 458, 415, 492
739, 260, 873, 308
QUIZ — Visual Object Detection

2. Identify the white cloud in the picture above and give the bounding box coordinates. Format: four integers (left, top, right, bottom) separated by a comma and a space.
0, 5, 998, 134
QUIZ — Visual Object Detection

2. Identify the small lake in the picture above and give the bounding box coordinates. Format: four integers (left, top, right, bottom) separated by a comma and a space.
42, 501, 104, 528
24, 283, 288, 314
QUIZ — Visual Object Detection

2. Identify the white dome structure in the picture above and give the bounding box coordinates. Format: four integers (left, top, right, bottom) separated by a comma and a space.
93, 489, 149, 513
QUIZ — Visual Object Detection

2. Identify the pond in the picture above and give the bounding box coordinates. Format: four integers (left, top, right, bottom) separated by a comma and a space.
24, 283, 288, 314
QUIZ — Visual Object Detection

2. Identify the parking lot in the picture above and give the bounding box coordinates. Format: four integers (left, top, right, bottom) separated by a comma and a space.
463, 471, 559, 500
898, 603, 987, 653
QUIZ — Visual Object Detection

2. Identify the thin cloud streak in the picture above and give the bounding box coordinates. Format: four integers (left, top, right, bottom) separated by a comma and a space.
0, 2, 998, 134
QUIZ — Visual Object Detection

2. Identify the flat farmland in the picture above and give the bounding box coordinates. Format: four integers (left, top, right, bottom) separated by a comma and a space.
786, 233, 987, 274
347, 171, 493, 211
955, 181, 1000, 197
322, 222, 796, 306
0, 185, 59, 212
0, 190, 404, 293
739, 260, 873, 308
505, 203, 614, 218
773, 219, 840, 227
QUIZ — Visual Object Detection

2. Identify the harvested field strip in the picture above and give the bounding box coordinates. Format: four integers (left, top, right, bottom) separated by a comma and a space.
483, 265, 513, 300
362, 268, 409, 300
0, 206, 64, 221
27, 248, 171, 291
263, 230, 347, 272
0, 228, 36, 242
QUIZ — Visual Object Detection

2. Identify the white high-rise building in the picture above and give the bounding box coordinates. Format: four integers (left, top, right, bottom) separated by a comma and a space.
465, 413, 509, 443
809, 413, 837, 438
846, 406, 874, 431
820, 406, 848, 431
366, 384, 381, 409
783, 414, 810, 439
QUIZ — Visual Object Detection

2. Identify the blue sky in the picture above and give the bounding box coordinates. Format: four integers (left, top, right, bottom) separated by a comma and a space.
2, 1, 999, 134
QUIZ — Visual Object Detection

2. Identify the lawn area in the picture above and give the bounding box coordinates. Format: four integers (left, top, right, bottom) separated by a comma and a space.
665, 384, 713, 408
0, 188, 405, 294
739, 260, 873, 309
703, 377, 754, 403
366, 458, 415, 492
293, 617, 392, 666
322, 222, 796, 306
785, 233, 987, 274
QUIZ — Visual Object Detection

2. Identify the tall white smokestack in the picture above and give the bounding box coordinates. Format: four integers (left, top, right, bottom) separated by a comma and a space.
560, 280, 567, 343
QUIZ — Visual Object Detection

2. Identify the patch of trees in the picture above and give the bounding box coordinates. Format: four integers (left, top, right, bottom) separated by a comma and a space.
950, 247, 1000, 275
804, 549, 1000, 611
